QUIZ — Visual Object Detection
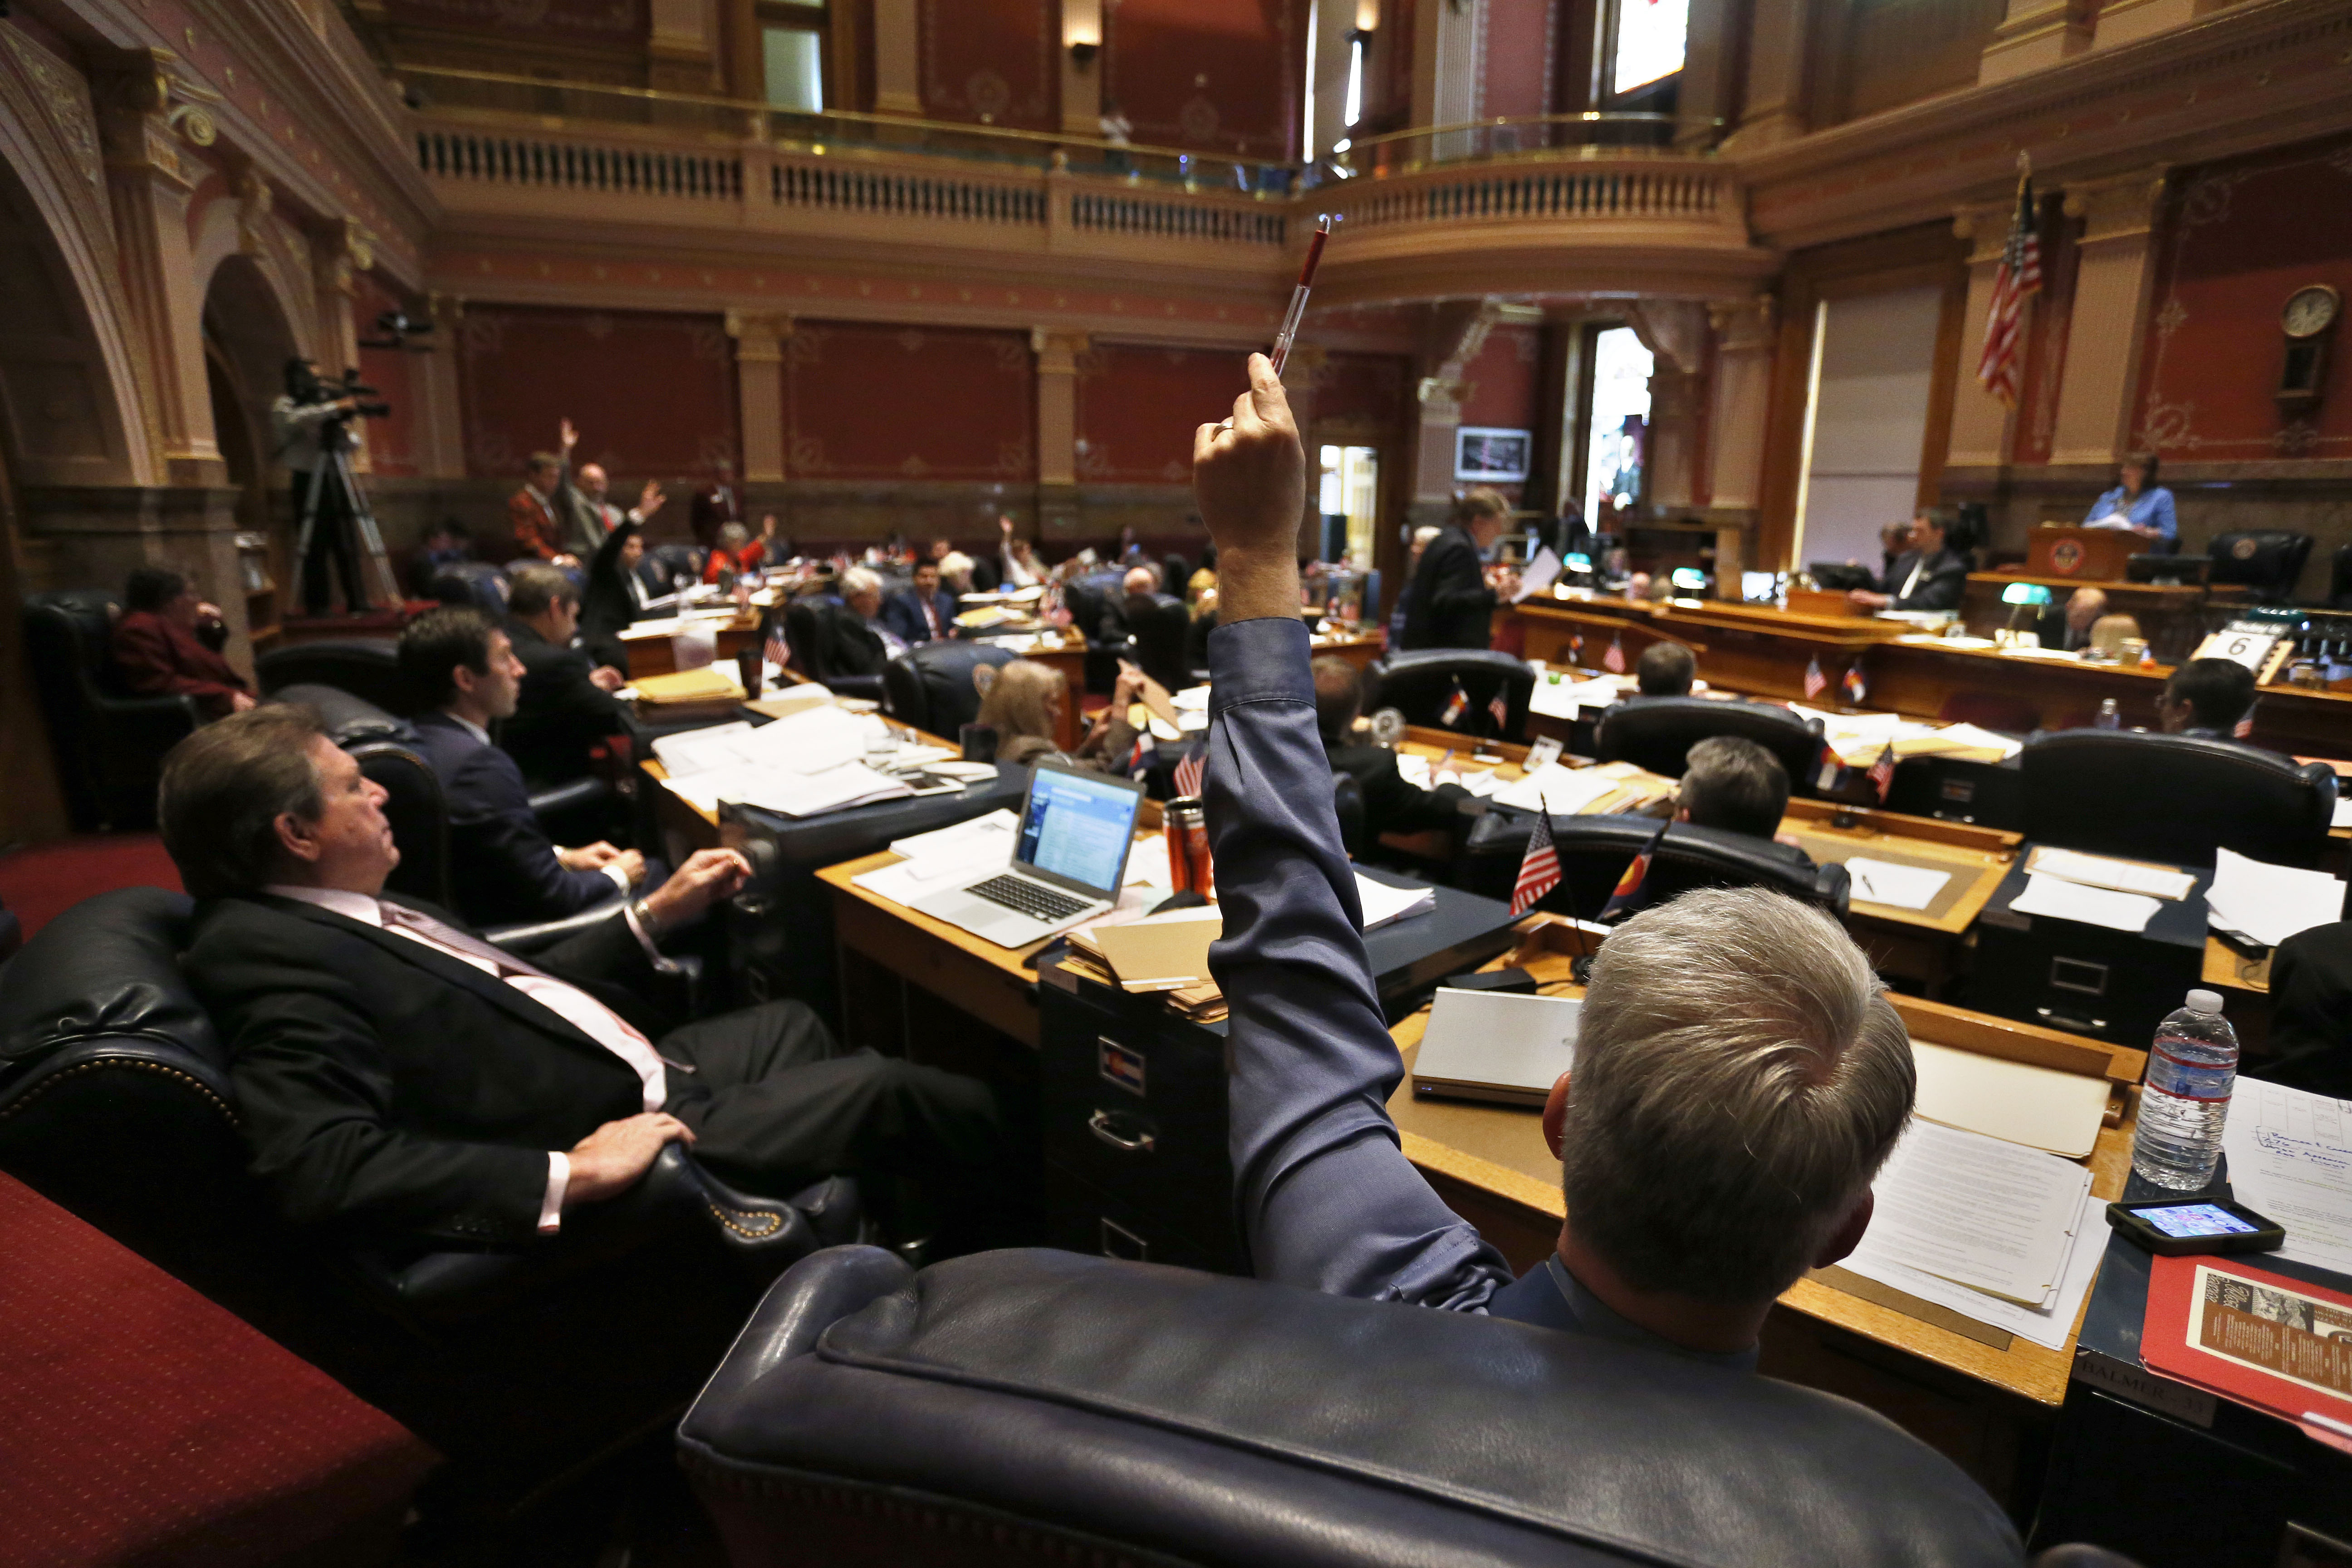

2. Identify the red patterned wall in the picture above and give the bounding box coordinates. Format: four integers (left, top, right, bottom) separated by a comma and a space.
2013, 198, 2080, 466
1460, 324, 1542, 431
1076, 343, 1251, 485
354, 274, 421, 480
2134, 130, 2352, 462
1102, 0, 1304, 162
379, 0, 645, 44
1314, 352, 1413, 430
920, 0, 1058, 132
457, 305, 737, 480
1482, 0, 1560, 119
784, 322, 1034, 482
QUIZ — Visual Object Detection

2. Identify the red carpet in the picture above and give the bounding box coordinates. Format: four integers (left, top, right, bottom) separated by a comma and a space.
0, 834, 183, 943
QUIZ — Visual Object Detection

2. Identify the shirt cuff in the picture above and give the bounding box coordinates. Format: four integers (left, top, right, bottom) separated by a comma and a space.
622, 897, 683, 975
1207, 616, 1313, 716
600, 862, 633, 894
539, 1152, 569, 1234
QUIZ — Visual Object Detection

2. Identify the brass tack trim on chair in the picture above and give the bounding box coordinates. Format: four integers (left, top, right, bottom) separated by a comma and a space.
0, 1057, 240, 1128
705, 1200, 785, 1239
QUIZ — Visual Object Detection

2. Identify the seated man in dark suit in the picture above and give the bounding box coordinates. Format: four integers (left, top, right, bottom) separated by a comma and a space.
158, 706, 1010, 1253
1632, 641, 1695, 698
1671, 735, 1795, 844
1095, 566, 1165, 648
500, 565, 628, 790
2158, 656, 2257, 740
399, 606, 647, 927
1399, 489, 1518, 651
2257, 921, 2352, 1100
1846, 507, 1970, 614
1195, 351, 1911, 1362
880, 559, 958, 646
1312, 657, 1468, 841
112, 567, 255, 720
2032, 586, 2107, 653
822, 567, 901, 677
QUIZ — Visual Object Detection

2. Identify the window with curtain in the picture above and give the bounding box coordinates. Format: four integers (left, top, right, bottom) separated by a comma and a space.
759, 0, 827, 113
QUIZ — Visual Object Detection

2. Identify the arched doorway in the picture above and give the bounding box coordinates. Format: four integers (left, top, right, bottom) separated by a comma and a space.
201, 255, 301, 646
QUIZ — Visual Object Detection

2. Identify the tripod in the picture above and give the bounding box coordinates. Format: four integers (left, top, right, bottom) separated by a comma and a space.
291, 418, 399, 615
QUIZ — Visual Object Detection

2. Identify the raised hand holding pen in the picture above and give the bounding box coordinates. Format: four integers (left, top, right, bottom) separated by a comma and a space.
1192, 352, 1306, 625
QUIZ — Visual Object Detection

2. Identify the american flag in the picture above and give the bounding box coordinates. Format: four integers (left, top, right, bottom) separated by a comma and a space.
1867, 744, 1896, 804
1173, 736, 1207, 798
1488, 688, 1509, 732
1441, 680, 1470, 727
1803, 655, 1827, 699
1599, 814, 1672, 922
1603, 635, 1626, 674
764, 614, 791, 673
1510, 804, 1560, 916
1843, 663, 1867, 706
1975, 167, 2042, 407
1125, 731, 1151, 778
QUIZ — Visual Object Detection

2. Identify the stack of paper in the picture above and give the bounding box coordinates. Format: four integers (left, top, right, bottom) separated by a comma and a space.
1529, 670, 1627, 720
1357, 874, 1434, 931
655, 705, 911, 818
1062, 906, 1229, 1020
2205, 848, 2347, 949
631, 665, 744, 708
2010, 846, 2197, 934
2027, 847, 2197, 900
1908, 1040, 2110, 1158
1493, 762, 1624, 815
2220, 1078, 2352, 1277
1838, 1117, 2105, 1348
853, 811, 1019, 908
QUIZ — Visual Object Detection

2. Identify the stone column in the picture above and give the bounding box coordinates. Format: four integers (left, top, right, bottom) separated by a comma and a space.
648, 0, 722, 93
873, 0, 921, 117
413, 294, 469, 480
1980, 0, 2095, 83
1725, 0, 1809, 151
1705, 294, 1775, 518
99, 53, 220, 487
1677, 0, 1735, 149
1411, 0, 1478, 155
313, 221, 370, 473
1033, 329, 1088, 539
727, 311, 791, 485
1945, 201, 2020, 470
2048, 169, 2170, 469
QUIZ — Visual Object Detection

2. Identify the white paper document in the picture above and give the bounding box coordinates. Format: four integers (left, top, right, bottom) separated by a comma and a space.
2220, 1078, 2352, 1277
670, 759, 909, 818
1511, 547, 1563, 603
2205, 848, 2347, 950
1356, 874, 1436, 931
652, 705, 883, 778
888, 810, 1017, 867
1493, 762, 1625, 815
1909, 1040, 2110, 1159
1853, 1118, 2094, 1303
1529, 671, 1625, 720
1925, 722, 2025, 760
1842, 857, 1952, 912
2010, 873, 2161, 934
2334, 798, 2352, 829
2027, 847, 2196, 902
1840, 1189, 2108, 1351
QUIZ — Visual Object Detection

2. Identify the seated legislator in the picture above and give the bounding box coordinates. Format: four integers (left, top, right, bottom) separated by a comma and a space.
2158, 657, 2258, 740
112, 567, 256, 719
1846, 507, 1970, 614
160, 706, 1009, 1250
500, 564, 627, 789
1672, 736, 1798, 845
825, 567, 904, 676
977, 660, 1141, 773
1312, 657, 1469, 839
1400, 490, 1518, 652
1095, 566, 1165, 648
2256, 921, 2352, 1100
702, 516, 777, 583
578, 521, 655, 674
882, 559, 959, 646
2034, 587, 2108, 653
404, 518, 473, 599
1632, 641, 1696, 699
1193, 353, 1913, 1362
399, 607, 650, 926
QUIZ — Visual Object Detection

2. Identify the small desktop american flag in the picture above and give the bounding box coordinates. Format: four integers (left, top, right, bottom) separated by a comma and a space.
1488, 688, 1509, 732
764, 616, 791, 673
1803, 655, 1828, 699
1510, 804, 1561, 916
1173, 736, 1207, 798
1603, 635, 1627, 674
1867, 744, 1896, 804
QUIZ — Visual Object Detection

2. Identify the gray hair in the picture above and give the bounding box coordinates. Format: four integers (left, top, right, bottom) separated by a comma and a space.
1561, 887, 1915, 1304
841, 566, 884, 600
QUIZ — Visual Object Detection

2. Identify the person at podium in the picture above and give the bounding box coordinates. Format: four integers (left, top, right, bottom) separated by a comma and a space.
1845, 507, 1970, 614
2082, 451, 2176, 548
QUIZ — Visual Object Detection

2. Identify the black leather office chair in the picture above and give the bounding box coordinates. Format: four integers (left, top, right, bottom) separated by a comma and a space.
1595, 696, 1827, 795
1364, 649, 1536, 744
0, 895, 19, 966
643, 543, 707, 593
1462, 811, 1849, 921
1127, 597, 1193, 694
679, 1246, 2029, 1568
882, 641, 1016, 737
2329, 543, 2352, 610
2206, 530, 2313, 603
428, 560, 511, 614
2021, 730, 2338, 869
255, 637, 415, 715
21, 588, 201, 831
0, 887, 856, 1515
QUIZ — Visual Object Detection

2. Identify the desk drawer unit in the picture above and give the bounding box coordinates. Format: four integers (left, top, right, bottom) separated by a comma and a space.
1970, 854, 2211, 1046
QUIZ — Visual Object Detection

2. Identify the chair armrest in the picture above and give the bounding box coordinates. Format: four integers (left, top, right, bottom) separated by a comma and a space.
353, 1147, 858, 1325
526, 776, 613, 820
482, 899, 627, 953
827, 674, 886, 702
94, 691, 203, 741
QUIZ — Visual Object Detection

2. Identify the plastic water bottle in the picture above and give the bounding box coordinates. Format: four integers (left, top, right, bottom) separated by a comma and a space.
2132, 990, 2239, 1190
2095, 698, 2121, 730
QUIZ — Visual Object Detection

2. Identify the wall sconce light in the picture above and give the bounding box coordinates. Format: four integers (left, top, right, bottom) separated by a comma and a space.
1068, 40, 1099, 69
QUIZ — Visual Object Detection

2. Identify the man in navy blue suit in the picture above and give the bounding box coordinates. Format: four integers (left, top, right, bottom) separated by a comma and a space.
398, 606, 657, 928
880, 559, 959, 647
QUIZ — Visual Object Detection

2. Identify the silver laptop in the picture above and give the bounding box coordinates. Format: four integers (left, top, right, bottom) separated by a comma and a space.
911, 760, 1147, 948
1411, 988, 1582, 1107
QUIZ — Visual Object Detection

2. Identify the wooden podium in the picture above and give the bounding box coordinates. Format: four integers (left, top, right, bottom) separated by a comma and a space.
2026, 525, 2143, 580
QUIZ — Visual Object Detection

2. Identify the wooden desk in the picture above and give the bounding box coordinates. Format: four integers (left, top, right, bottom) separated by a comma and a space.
1959, 573, 2247, 664
1389, 917, 2146, 1505
1309, 631, 1386, 669
637, 710, 964, 858
623, 616, 760, 680
1778, 800, 2020, 993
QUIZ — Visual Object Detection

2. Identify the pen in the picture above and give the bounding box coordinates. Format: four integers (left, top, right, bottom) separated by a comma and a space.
1269, 216, 1334, 375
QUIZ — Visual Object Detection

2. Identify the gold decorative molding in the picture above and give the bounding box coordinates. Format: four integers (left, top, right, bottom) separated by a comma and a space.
235, 166, 273, 256
2063, 166, 2171, 245
725, 309, 795, 361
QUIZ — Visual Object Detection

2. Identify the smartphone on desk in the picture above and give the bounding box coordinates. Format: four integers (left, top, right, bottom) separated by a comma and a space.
2105, 1196, 2286, 1257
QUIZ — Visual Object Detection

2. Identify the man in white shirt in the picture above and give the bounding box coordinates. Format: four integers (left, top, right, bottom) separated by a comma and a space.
161, 705, 1011, 1252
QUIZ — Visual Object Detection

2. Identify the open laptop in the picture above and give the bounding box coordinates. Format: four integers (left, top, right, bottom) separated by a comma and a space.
910, 760, 1147, 948
1411, 988, 1581, 1107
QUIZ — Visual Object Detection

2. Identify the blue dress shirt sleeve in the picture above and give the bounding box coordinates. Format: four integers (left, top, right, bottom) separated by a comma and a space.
1204, 615, 1516, 1310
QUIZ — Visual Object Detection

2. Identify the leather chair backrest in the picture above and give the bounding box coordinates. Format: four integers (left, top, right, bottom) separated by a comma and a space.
645, 544, 706, 591
680, 1247, 2024, 1568
2331, 542, 2352, 608
2206, 530, 2313, 597
21, 590, 122, 811
881, 642, 1016, 737
1465, 812, 1847, 920
1060, 576, 1108, 641
2021, 729, 2339, 869
1127, 598, 1193, 694
780, 600, 823, 676
1594, 696, 1827, 795
1364, 649, 1537, 743
255, 638, 416, 715
355, 741, 454, 906
268, 683, 416, 748
430, 560, 511, 615
1360, 565, 1383, 627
